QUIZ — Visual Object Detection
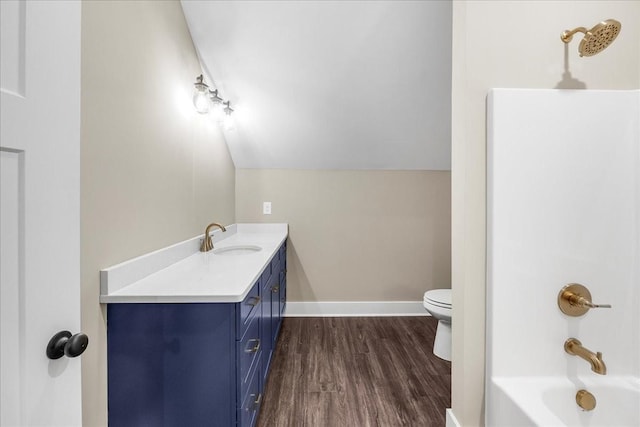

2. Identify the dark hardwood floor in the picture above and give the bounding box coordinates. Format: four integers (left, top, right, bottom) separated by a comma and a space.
257, 316, 451, 427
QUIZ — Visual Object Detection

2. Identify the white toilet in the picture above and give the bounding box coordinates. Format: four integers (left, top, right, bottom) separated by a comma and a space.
423, 289, 452, 361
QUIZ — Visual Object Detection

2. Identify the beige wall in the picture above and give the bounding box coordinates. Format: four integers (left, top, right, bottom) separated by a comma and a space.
451, 1, 640, 426
81, 1, 235, 425
236, 169, 451, 302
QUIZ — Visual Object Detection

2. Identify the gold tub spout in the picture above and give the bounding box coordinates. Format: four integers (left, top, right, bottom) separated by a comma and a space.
200, 222, 227, 252
564, 338, 606, 375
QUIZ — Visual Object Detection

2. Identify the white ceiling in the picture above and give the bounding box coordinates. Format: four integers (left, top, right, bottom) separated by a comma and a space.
181, 1, 452, 170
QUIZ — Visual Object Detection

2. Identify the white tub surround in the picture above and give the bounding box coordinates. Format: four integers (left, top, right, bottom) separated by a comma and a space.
99, 223, 288, 303
486, 89, 639, 427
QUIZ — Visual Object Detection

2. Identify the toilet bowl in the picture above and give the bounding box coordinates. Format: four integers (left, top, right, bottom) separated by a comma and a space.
423, 289, 452, 361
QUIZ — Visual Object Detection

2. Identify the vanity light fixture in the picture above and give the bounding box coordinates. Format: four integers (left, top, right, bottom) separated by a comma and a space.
193, 74, 211, 114
192, 74, 235, 130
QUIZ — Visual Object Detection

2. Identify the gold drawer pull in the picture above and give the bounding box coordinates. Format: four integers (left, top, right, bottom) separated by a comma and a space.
272, 285, 280, 293
245, 339, 260, 354
247, 296, 261, 307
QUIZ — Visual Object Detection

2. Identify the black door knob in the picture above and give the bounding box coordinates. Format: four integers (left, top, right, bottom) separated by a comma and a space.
46, 331, 89, 360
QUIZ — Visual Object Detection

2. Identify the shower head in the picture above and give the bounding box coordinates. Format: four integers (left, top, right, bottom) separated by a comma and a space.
561, 19, 621, 57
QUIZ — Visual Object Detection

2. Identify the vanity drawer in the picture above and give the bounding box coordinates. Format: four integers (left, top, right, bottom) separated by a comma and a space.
238, 358, 262, 427
237, 281, 260, 339
237, 312, 261, 389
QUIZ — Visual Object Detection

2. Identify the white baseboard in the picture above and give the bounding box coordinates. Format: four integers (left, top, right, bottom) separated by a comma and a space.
446, 408, 461, 427
284, 301, 428, 317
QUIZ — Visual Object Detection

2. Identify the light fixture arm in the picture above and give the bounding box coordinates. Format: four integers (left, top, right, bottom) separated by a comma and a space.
223, 100, 234, 115
209, 88, 224, 104
194, 74, 208, 91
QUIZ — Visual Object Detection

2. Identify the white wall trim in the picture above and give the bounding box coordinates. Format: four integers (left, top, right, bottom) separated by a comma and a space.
284, 301, 428, 317
446, 408, 460, 427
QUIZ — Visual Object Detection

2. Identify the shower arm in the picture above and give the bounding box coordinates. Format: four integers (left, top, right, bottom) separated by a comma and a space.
561, 27, 587, 43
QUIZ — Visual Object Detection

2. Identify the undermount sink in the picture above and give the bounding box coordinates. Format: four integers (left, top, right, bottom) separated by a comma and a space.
212, 245, 262, 256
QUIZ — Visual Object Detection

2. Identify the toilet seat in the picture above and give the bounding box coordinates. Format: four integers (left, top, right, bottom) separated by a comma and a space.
424, 289, 451, 308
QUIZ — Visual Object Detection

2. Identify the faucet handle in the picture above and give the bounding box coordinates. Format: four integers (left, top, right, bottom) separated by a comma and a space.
569, 294, 611, 309
558, 283, 611, 317
583, 301, 611, 309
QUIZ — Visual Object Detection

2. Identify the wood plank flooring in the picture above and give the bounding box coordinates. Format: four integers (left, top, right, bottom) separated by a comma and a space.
257, 317, 451, 427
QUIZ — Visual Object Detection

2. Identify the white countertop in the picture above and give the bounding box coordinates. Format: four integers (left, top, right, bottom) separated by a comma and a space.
99, 223, 288, 303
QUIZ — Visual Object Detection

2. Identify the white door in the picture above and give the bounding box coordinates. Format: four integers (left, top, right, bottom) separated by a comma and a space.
1, 1, 82, 425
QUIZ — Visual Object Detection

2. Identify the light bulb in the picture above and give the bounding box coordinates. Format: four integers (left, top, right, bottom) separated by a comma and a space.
192, 75, 210, 114
193, 91, 210, 114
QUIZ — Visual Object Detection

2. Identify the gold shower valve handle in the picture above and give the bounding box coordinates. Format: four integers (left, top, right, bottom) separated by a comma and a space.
567, 294, 611, 309
558, 283, 611, 317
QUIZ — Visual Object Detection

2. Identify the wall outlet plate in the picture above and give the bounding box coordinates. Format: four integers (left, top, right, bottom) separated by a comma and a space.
263, 202, 272, 215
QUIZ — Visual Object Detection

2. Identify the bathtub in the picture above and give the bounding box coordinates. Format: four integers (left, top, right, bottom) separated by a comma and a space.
488, 376, 640, 427
486, 89, 640, 427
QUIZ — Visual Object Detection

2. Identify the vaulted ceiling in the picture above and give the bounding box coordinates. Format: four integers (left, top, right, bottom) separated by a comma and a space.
181, 1, 451, 170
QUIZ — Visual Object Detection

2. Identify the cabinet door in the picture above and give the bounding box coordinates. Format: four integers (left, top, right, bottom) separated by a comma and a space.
271, 270, 281, 347
280, 244, 287, 313
277, 244, 287, 324
279, 268, 287, 317
261, 271, 275, 381
107, 303, 236, 426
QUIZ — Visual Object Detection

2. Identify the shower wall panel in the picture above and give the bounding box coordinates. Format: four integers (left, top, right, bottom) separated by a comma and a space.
486, 89, 640, 378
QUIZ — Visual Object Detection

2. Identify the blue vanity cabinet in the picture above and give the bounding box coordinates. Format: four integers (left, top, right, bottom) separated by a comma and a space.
107, 281, 263, 427
107, 302, 237, 426
106, 241, 287, 427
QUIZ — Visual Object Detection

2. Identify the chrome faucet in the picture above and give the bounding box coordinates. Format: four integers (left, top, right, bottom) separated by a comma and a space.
200, 222, 226, 252
564, 338, 606, 375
